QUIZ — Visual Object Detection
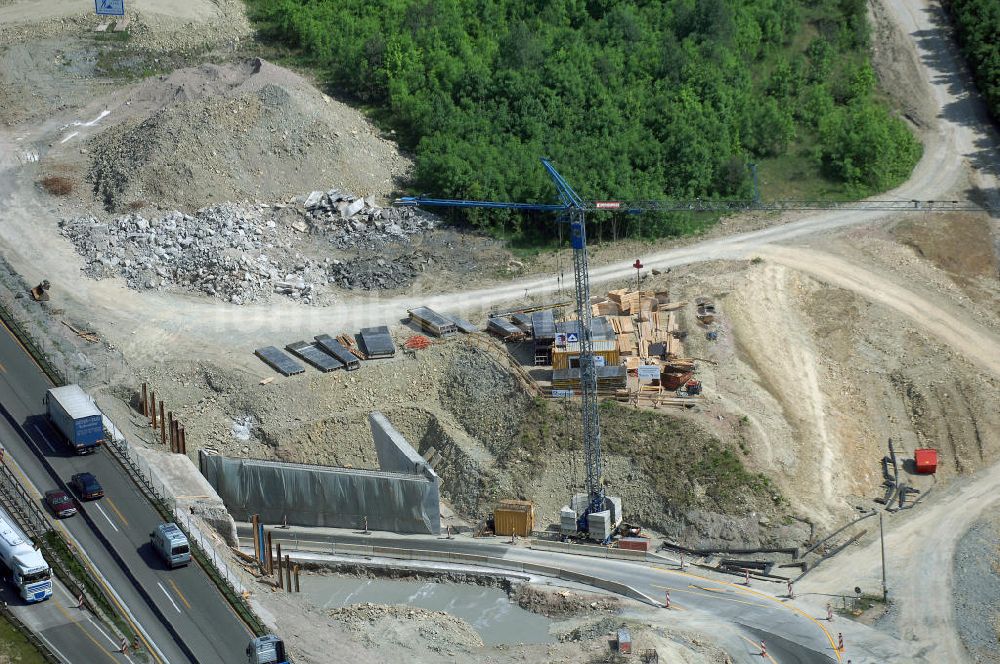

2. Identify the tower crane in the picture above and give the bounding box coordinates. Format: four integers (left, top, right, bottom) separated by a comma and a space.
396, 158, 991, 536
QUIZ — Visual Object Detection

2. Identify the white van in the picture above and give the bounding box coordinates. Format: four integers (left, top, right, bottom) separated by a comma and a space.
150, 523, 191, 569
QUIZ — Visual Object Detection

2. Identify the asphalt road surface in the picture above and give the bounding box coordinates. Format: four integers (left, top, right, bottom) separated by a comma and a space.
0, 576, 134, 663
0, 320, 254, 664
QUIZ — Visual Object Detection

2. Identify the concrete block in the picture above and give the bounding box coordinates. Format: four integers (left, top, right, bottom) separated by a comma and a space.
588, 510, 614, 541
605, 495, 623, 527
304, 191, 325, 209
345, 198, 366, 218
560, 506, 577, 535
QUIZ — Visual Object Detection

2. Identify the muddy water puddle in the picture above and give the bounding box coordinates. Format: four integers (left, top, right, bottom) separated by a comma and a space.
300, 575, 554, 646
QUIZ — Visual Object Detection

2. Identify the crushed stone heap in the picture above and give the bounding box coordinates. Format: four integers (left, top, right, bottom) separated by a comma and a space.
59, 191, 437, 303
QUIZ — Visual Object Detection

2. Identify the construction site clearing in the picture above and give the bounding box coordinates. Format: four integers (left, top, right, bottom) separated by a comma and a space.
254, 287, 708, 411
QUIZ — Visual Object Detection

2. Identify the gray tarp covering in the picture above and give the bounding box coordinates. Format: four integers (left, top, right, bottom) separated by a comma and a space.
199, 412, 440, 534
200, 457, 440, 534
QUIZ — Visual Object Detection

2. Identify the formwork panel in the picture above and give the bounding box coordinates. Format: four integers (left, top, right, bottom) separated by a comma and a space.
531, 310, 556, 340
446, 314, 480, 334
408, 307, 457, 337
254, 346, 305, 376
286, 341, 343, 372
359, 326, 396, 358
314, 334, 361, 370
487, 317, 522, 340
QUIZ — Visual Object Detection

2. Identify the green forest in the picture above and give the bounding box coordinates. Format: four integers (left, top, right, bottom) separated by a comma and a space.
944, 0, 1000, 120
248, 0, 921, 241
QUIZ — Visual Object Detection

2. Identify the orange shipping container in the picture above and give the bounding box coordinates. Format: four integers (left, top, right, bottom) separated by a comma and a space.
494, 500, 534, 537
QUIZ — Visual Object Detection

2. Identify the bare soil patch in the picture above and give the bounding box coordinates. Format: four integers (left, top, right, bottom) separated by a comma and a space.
893, 213, 998, 294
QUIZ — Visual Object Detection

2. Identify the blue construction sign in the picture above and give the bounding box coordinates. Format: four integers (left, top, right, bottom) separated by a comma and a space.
566, 332, 579, 343
95, 0, 125, 17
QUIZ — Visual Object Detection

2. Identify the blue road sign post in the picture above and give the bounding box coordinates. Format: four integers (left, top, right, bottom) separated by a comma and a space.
95, 0, 125, 17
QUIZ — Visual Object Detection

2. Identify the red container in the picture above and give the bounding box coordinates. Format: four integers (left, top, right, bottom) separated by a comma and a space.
914, 448, 938, 474
619, 537, 649, 552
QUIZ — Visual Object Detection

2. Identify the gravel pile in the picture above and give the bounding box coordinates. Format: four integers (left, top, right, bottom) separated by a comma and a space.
953, 517, 1000, 663
329, 603, 484, 650
560, 617, 622, 643
86, 60, 410, 213
513, 585, 619, 617
327, 252, 433, 291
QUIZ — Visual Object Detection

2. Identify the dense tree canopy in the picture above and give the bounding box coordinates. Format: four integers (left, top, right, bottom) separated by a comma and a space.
944, 0, 1000, 120
248, 0, 921, 240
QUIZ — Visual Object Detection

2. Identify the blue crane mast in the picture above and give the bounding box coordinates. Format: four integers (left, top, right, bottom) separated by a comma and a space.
397, 158, 608, 531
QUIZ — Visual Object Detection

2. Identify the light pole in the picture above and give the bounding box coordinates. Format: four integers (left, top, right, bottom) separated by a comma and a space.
632, 259, 643, 293
879, 510, 888, 602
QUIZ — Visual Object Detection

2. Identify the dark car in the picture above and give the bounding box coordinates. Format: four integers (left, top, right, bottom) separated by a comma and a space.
69, 473, 104, 500
44, 489, 77, 518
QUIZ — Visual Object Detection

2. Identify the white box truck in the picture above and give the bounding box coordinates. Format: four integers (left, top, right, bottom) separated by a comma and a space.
44, 385, 104, 454
0, 505, 51, 602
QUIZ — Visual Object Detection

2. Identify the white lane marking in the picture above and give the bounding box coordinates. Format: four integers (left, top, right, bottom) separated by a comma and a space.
157, 582, 181, 614
59, 131, 79, 144
38, 634, 71, 663
93, 503, 119, 533
87, 615, 118, 647
32, 424, 57, 453
87, 615, 136, 661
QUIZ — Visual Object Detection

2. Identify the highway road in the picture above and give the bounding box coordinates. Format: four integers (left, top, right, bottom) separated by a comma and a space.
0, 575, 134, 663
246, 525, 843, 664
0, 320, 254, 664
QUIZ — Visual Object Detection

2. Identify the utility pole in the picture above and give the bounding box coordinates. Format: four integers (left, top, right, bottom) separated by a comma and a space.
879, 510, 888, 602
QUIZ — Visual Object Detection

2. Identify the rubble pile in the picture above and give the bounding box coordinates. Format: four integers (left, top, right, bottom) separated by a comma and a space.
299, 189, 437, 250
327, 251, 437, 291
60, 202, 323, 304
59, 189, 445, 302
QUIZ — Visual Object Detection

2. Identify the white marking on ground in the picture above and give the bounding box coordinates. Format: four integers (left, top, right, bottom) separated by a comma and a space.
93, 503, 119, 533
157, 582, 181, 613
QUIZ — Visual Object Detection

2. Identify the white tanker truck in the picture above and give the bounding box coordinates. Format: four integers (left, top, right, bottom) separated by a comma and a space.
0, 504, 51, 602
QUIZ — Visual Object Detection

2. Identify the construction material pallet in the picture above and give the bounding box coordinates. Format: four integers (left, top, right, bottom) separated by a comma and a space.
446, 314, 479, 334
487, 317, 524, 341
314, 335, 361, 370
359, 326, 396, 358
285, 341, 343, 372
408, 307, 457, 337
551, 366, 627, 390
254, 346, 305, 376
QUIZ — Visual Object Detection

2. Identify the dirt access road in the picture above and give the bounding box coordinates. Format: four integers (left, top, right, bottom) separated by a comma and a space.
800, 461, 1000, 664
